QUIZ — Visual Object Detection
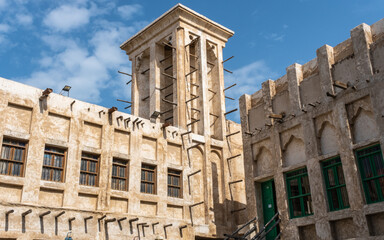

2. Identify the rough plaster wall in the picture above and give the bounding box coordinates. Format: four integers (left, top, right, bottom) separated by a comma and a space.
367, 212, 384, 236
190, 147, 205, 225
4, 103, 32, 134
370, 39, 384, 74
0, 183, 22, 203
167, 143, 182, 165
44, 112, 70, 142
210, 150, 224, 224
38, 188, 63, 208
333, 38, 354, 63
141, 137, 157, 160
207, 41, 222, 140
248, 105, 265, 131
272, 90, 290, 115
331, 218, 358, 239
83, 122, 102, 149
113, 130, 130, 154
140, 201, 157, 216
299, 74, 321, 106
284, 137, 305, 167
319, 122, 338, 155
137, 51, 150, 119
253, 147, 273, 177
299, 224, 319, 240
346, 96, 379, 144
110, 197, 128, 213
331, 57, 358, 94
353, 109, 378, 143
77, 193, 98, 210
167, 204, 184, 219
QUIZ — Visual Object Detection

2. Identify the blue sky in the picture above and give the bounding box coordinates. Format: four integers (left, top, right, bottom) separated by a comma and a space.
0, 0, 383, 122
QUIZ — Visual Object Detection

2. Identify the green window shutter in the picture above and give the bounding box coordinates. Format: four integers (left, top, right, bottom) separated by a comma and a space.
321, 157, 350, 211
285, 167, 313, 218
356, 144, 384, 204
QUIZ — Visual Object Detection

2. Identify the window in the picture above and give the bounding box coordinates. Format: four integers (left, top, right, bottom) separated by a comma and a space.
321, 157, 349, 211
41, 146, 66, 182
286, 168, 313, 218
0, 138, 27, 177
111, 158, 129, 191
356, 144, 384, 204
141, 164, 156, 194
80, 152, 99, 186
168, 169, 182, 198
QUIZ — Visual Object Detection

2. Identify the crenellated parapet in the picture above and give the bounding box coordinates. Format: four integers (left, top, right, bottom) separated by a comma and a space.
240, 18, 384, 239
240, 19, 384, 135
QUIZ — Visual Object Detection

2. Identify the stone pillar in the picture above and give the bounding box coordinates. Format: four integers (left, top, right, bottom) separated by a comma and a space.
239, 94, 256, 219
333, 102, 370, 238
261, 80, 275, 125
198, 35, 210, 136
174, 27, 186, 128
286, 63, 303, 114
98, 118, 114, 211
131, 57, 139, 116
62, 115, 81, 207
216, 44, 226, 140
149, 42, 161, 123
351, 23, 373, 80
21, 100, 45, 204
316, 45, 335, 98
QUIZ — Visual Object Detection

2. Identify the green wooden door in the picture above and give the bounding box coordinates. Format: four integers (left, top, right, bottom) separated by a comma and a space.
261, 180, 277, 240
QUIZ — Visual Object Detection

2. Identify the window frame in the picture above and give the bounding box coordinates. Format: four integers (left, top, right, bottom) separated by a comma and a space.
285, 167, 313, 219
0, 138, 28, 177
321, 156, 350, 211
355, 144, 384, 204
80, 152, 100, 187
141, 164, 156, 194
167, 168, 182, 198
111, 158, 129, 191
41, 146, 66, 182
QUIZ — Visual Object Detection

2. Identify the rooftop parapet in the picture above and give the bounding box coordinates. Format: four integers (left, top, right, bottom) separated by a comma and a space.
240, 18, 384, 134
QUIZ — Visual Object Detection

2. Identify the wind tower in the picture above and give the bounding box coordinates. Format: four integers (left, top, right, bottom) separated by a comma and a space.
120, 4, 246, 238
120, 3, 234, 141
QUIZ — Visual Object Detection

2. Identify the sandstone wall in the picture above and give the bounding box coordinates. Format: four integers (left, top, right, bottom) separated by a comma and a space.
240, 19, 384, 239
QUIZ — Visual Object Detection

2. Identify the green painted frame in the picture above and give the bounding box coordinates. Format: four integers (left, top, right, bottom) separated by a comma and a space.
321, 156, 350, 211
355, 144, 384, 204
285, 167, 313, 218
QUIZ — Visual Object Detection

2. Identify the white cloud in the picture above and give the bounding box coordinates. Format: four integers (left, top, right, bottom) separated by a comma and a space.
117, 4, 142, 20
22, 43, 107, 102
0, 0, 7, 10
262, 33, 285, 42
16, 14, 33, 25
224, 61, 278, 122
44, 5, 91, 32
21, 21, 137, 103
0, 24, 10, 32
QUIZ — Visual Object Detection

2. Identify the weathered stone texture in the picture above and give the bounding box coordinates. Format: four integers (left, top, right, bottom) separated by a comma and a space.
240, 18, 384, 239
0, 4, 246, 240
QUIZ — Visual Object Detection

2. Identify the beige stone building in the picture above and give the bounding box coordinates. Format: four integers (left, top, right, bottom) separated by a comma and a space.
0, 4, 247, 240
240, 18, 384, 239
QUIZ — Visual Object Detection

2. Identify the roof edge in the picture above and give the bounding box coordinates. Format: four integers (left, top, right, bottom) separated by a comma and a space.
120, 3, 234, 50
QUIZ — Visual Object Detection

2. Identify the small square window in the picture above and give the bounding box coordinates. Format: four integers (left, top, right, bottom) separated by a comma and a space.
41, 146, 66, 182
111, 158, 129, 191
0, 138, 27, 177
168, 169, 182, 198
141, 164, 156, 194
79, 152, 99, 187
